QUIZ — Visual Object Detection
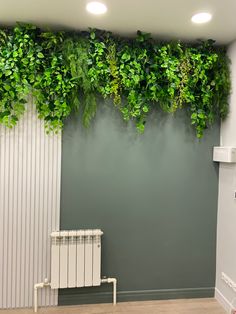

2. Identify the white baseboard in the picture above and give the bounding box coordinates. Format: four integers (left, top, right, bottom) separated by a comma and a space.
215, 288, 234, 313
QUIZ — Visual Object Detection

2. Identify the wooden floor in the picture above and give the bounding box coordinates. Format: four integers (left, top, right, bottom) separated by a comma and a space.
0, 298, 225, 314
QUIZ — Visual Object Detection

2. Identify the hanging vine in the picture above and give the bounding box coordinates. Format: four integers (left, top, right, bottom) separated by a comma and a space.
0, 23, 231, 137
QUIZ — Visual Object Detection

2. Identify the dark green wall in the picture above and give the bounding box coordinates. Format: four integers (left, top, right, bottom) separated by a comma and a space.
59, 101, 219, 305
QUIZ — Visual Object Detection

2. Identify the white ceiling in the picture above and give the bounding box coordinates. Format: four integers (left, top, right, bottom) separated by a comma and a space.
1, 0, 236, 44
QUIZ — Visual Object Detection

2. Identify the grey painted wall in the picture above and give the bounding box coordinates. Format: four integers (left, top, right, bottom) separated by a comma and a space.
59, 101, 219, 305
215, 42, 236, 312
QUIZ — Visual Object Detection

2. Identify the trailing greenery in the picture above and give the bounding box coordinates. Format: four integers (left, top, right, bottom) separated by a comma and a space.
0, 24, 231, 137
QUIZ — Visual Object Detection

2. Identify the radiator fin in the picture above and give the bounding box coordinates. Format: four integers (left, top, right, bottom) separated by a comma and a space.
77, 230, 85, 288
68, 235, 77, 288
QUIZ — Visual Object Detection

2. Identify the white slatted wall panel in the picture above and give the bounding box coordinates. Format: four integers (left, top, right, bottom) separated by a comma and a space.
0, 100, 61, 308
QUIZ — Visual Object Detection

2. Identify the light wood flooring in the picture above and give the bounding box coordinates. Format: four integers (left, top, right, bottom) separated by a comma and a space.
0, 298, 225, 314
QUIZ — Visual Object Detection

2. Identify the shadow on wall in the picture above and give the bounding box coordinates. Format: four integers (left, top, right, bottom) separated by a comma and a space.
59, 100, 220, 305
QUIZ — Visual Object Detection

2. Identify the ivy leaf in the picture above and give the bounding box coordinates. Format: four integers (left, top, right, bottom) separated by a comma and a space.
191, 113, 197, 119
37, 52, 44, 58
142, 105, 149, 113
90, 31, 95, 40
5, 70, 12, 76
4, 84, 11, 91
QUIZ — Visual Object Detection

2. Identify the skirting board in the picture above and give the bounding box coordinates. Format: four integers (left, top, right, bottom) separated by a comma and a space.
59, 287, 214, 306
215, 288, 234, 313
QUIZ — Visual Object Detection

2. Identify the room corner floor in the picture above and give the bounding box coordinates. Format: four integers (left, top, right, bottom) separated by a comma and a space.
0, 298, 225, 314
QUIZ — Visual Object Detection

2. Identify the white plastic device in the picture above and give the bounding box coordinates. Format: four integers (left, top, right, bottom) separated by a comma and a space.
213, 147, 236, 163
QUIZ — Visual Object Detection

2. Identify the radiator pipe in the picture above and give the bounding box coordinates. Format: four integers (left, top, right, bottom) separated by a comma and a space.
101, 277, 117, 305
34, 279, 51, 312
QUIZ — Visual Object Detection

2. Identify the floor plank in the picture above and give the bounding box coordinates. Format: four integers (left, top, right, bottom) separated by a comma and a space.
0, 298, 225, 314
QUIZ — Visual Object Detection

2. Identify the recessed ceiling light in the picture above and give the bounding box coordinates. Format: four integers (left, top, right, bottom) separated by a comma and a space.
86, 2, 107, 15
191, 12, 212, 24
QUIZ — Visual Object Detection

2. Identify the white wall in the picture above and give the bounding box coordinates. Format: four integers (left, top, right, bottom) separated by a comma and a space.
0, 100, 61, 308
215, 41, 236, 312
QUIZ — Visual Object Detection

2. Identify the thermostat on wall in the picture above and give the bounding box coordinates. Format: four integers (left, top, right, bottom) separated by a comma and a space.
213, 146, 236, 163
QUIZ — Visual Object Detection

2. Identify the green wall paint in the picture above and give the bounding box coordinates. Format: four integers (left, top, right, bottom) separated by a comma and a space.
59, 101, 219, 305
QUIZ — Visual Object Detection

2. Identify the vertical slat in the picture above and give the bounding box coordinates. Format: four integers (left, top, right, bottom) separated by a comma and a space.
38, 115, 45, 306
0, 102, 61, 309
0, 127, 6, 308
25, 105, 32, 307
3, 128, 10, 308
92, 230, 102, 286
51, 133, 60, 305
46, 133, 53, 305
15, 116, 23, 307
20, 109, 27, 307
33, 107, 41, 306
84, 230, 93, 287
28, 104, 36, 307
7, 128, 14, 307
11, 125, 18, 307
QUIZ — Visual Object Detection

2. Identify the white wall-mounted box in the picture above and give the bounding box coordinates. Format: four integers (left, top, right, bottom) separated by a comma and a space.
213, 146, 236, 163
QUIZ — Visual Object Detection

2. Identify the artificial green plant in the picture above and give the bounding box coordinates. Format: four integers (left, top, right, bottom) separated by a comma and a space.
0, 24, 231, 137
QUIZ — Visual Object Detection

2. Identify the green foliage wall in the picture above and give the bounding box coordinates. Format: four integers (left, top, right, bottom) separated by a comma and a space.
0, 24, 231, 137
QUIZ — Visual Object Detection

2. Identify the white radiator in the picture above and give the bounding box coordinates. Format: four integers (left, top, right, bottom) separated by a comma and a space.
50, 229, 103, 289
34, 229, 117, 312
